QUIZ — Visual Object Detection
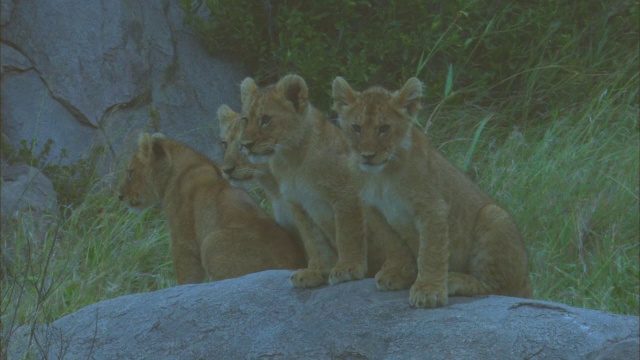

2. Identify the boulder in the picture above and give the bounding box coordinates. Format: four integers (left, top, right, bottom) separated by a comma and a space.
0, 164, 58, 273
1, 163, 58, 221
8, 270, 639, 359
1, 0, 246, 170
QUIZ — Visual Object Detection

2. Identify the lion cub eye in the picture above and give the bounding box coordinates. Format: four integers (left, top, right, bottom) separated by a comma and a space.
260, 115, 272, 127
241, 117, 249, 126
378, 124, 390, 135
351, 124, 362, 135
220, 141, 228, 150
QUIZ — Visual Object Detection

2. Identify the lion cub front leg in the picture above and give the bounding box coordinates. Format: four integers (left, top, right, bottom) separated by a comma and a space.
366, 206, 416, 290
288, 202, 336, 288
410, 202, 450, 308
328, 197, 368, 285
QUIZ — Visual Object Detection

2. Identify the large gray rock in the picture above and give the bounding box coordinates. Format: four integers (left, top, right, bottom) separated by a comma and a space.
8, 271, 639, 359
1, 0, 245, 169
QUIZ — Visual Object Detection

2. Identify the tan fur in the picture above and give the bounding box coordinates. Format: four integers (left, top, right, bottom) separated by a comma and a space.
239, 75, 369, 287
217, 105, 300, 238
119, 132, 305, 285
332, 77, 532, 308
218, 104, 386, 279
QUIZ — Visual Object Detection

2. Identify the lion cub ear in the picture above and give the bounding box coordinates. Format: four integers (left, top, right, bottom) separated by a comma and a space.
240, 78, 258, 110
137, 132, 168, 163
392, 77, 423, 118
275, 74, 308, 114
217, 105, 239, 133
137, 132, 154, 162
332, 76, 359, 113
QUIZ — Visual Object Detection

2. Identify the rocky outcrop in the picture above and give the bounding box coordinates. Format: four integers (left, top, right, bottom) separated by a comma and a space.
8, 270, 639, 360
0, 163, 59, 276
1, 0, 245, 169
1, 164, 58, 220
0, 163, 58, 242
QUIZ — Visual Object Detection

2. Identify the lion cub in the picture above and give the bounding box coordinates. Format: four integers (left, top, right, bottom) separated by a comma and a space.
239, 75, 368, 288
332, 77, 532, 308
216, 105, 300, 240
119, 132, 305, 285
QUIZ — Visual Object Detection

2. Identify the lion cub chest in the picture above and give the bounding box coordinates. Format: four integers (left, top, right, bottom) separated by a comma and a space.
278, 174, 334, 228
361, 179, 415, 233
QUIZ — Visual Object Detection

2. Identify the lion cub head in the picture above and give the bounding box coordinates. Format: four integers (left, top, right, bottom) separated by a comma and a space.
119, 132, 168, 211
332, 77, 423, 172
217, 104, 259, 183
240, 75, 310, 164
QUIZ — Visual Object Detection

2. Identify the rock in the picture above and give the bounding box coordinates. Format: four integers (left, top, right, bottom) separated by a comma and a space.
1, 0, 245, 170
8, 271, 639, 360
1, 70, 98, 165
0, 43, 32, 73
1, 164, 58, 221
0, 0, 14, 26
0, 164, 58, 271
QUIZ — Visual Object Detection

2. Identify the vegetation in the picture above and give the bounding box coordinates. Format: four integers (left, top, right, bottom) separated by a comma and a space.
3, 0, 638, 356
3, 138, 104, 210
182, 0, 637, 115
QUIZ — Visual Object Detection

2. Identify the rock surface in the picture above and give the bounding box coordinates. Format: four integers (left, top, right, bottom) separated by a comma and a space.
1, 0, 245, 169
0, 163, 59, 274
1, 163, 58, 221
9, 270, 639, 360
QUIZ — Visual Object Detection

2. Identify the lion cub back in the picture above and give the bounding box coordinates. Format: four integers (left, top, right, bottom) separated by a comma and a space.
120, 133, 305, 284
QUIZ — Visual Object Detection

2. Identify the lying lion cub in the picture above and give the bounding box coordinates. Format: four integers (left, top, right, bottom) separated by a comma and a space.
119, 132, 305, 285
332, 77, 532, 308
239, 75, 368, 288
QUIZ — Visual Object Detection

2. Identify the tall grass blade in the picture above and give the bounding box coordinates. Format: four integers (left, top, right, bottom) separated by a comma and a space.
462, 114, 491, 172
445, 64, 454, 97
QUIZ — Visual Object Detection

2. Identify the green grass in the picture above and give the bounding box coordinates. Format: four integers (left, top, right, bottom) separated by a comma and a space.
2, 179, 174, 338
427, 51, 639, 315
432, 103, 638, 315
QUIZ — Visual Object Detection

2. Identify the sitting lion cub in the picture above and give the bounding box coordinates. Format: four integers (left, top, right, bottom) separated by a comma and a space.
332, 77, 532, 308
216, 105, 300, 241
239, 75, 368, 288
119, 132, 305, 285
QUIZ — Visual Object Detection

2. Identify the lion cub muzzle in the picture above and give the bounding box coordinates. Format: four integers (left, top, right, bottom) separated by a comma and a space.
240, 140, 274, 164
357, 151, 389, 172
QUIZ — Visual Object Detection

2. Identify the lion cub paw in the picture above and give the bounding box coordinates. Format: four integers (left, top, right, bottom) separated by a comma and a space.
409, 280, 448, 308
328, 262, 367, 285
290, 268, 328, 288
375, 265, 416, 291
